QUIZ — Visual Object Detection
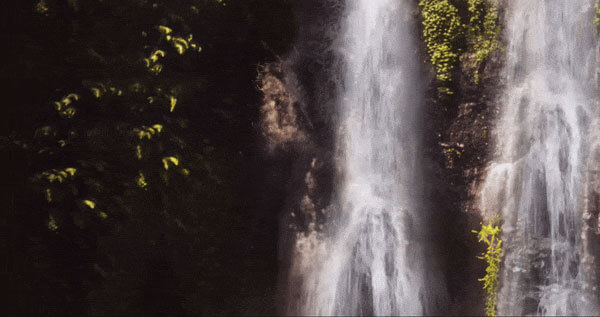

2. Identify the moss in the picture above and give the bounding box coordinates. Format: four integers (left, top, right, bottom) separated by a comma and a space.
595, 0, 600, 27
419, 0, 463, 94
473, 216, 503, 317
465, 0, 503, 83
420, 0, 503, 92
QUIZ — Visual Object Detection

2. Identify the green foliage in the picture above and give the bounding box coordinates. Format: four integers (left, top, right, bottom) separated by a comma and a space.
420, 0, 503, 91
35, 0, 49, 15
419, 0, 463, 94
48, 215, 58, 231
161, 156, 180, 170
595, 0, 600, 27
136, 172, 148, 188
445, 147, 463, 158
22, 1, 221, 307
157, 24, 202, 55
53, 93, 79, 118
144, 49, 166, 74
465, 0, 503, 83
473, 216, 503, 317
6, 0, 296, 313
169, 95, 177, 112
90, 83, 122, 98
134, 124, 163, 140
38, 167, 77, 183
83, 199, 96, 209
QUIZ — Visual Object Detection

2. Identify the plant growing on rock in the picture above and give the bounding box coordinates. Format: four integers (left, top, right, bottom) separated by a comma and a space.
465, 0, 503, 83
419, 0, 463, 95
420, 0, 503, 92
473, 216, 503, 317
595, 0, 600, 27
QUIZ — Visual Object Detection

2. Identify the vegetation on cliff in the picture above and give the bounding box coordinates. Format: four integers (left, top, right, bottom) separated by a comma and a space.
464, 0, 503, 83
473, 217, 503, 317
419, 0, 463, 94
595, 0, 600, 27
419, 0, 503, 94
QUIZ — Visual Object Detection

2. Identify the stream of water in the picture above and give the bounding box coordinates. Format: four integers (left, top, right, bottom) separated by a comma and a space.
479, 1, 600, 315
289, 0, 445, 315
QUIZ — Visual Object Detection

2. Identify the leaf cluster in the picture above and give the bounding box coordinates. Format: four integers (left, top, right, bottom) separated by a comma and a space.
595, 0, 600, 27
5, 0, 269, 314
419, 0, 503, 94
473, 216, 503, 317
465, 0, 503, 83
420, 0, 463, 94
4, 0, 295, 314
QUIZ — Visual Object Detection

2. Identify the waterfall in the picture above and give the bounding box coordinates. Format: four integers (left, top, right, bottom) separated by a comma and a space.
479, 1, 600, 315
289, 0, 444, 315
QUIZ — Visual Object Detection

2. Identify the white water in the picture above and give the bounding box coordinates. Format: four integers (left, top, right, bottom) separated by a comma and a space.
479, 1, 600, 315
290, 0, 443, 315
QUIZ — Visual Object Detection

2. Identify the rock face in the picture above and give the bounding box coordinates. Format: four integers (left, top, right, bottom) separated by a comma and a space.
583, 141, 600, 296
258, 63, 307, 152
256, 1, 343, 313
422, 49, 505, 315
405, 2, 508, 312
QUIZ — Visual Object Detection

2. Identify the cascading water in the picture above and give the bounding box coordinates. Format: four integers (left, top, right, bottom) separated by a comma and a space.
479, 1, 600, 315
289, 0, 444, 315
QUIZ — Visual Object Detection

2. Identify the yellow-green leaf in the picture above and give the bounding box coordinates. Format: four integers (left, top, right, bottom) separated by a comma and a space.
48, 215, 58, 231
172, 38, 188, 54
158, 25, 172, 35
174, 43, 184, 55
66, 93, 79, 101
169, 96, 177, 112
162, 156, 179, 170
45, 188, 52, 202
137, 172, 148, 188
136, 145, 143, 159
83, 200, 96, 209
150, 64, 162, 74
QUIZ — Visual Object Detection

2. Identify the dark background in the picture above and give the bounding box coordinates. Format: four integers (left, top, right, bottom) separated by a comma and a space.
2, 0, 297, 315
1, 0, 501, 315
